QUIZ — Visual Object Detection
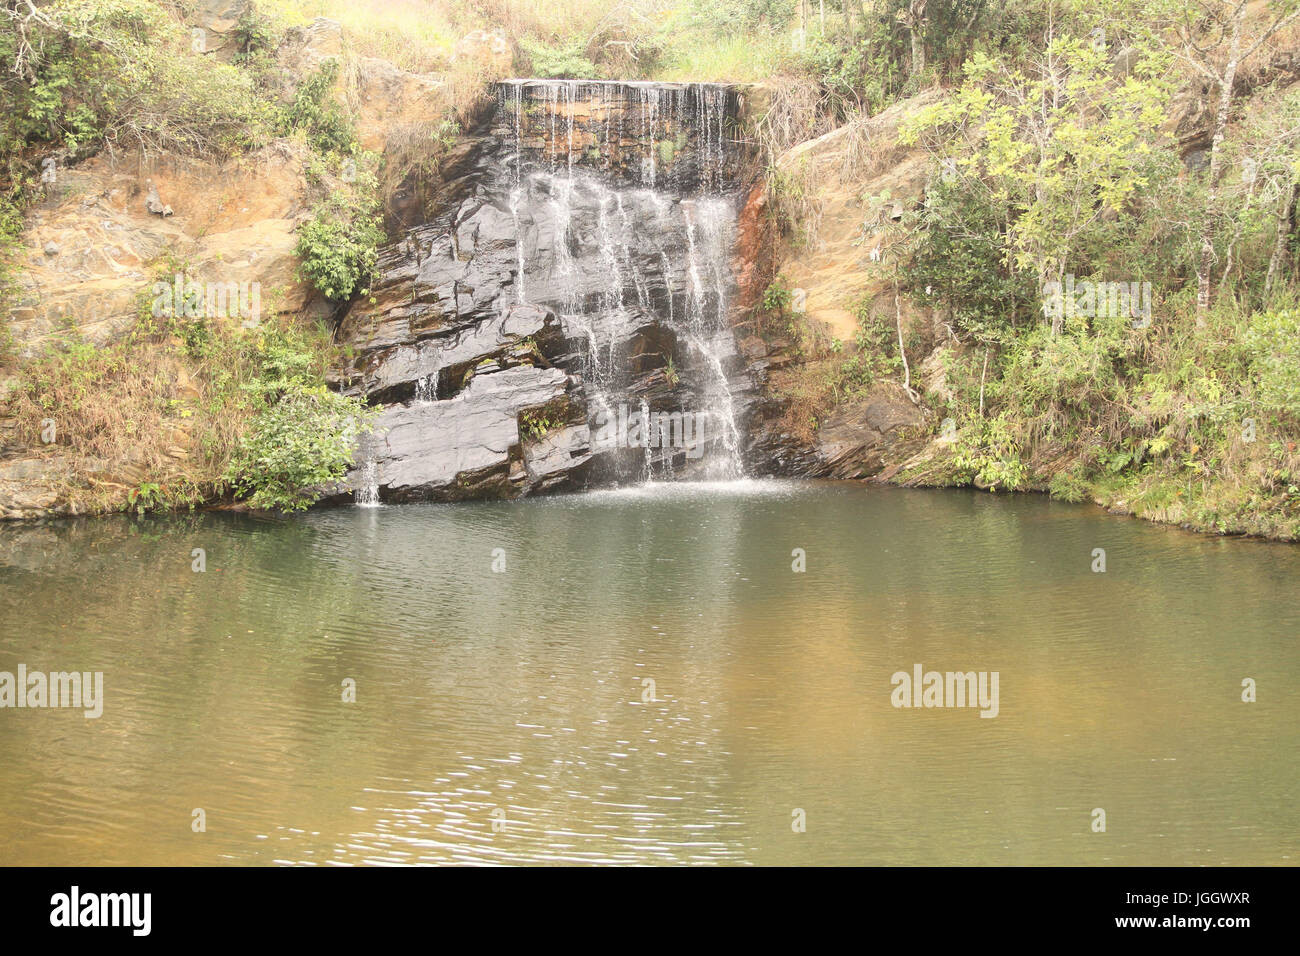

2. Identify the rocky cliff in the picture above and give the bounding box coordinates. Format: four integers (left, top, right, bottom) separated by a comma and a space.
324, 79, 785, 503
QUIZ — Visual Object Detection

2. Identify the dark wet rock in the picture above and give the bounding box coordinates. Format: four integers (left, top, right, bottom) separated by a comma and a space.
336, 302, 560, 403
338, 364, 572, 502
523, 422, 595, 492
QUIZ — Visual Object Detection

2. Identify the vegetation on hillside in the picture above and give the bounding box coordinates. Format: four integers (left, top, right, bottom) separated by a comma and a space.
3, 0, 1299, 536
0, 0, 385, 513
754, 0, 1300, 538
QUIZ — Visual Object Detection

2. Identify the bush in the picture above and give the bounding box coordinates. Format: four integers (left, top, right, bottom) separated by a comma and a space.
1244, 308, 1300, 419
286, 59, 355, 154
1, 0, 277, 159
520, 38, 601, 79
761, 274, 793, 314
295, 197, 385, 301
902, 177, 1037, 343
232, 3, 280, 65
951, 412, 1029, 491
225, 386, 373, 512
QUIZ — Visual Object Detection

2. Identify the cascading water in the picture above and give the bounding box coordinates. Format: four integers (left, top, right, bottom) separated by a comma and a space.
496, 78, 745, 480
355, 451, 381, 507
336, 78, 755, 504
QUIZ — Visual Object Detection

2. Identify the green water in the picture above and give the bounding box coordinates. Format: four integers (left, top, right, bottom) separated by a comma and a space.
0, 480, 1296, 865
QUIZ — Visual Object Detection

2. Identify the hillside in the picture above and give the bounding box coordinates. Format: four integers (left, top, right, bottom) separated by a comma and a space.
2, 0, 1299, 539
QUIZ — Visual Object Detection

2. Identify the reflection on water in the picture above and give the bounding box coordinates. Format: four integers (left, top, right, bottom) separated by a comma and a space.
0, 481, 1297, 865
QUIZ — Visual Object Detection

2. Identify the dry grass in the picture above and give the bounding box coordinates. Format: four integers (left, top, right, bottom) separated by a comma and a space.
9, 313, 341, 514
261, 0, 461, 72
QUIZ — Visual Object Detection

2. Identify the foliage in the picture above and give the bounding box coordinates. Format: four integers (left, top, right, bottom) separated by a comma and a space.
11, 310, 350, 514
286, 59, 355, 154
902, 37, 1176, 299
232, 2, 281, 65
520, 408, 563, 440
225, 385, 373, 511
519, 37, 601, 79
294, 194, 385, 301
902, 177, 1036, 343
950, 412, 1029, 491
1, 0, 278, 160
761, 274, 794, 315
1244, 308, 1300, 419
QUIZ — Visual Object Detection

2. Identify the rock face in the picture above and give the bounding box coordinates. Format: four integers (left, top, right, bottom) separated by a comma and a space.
331, 80, 776, 504
4, 140, 318, 361
772, 90, 943, 342
810, 384, 928, 479
352, 365, 581, 501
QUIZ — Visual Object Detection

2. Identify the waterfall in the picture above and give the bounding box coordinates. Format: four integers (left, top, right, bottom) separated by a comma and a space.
497, 79, 745, 480
336, 79, 752, 506
355, 453, 381, 507
413, 343, 441, 405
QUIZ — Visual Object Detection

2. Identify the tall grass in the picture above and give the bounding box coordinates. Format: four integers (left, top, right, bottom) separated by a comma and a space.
258, 0, 461, 71
257, 0, 799, 81
656, 29, 796, 83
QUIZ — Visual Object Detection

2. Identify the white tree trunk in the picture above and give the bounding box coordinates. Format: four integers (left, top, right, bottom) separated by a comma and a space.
1196, 6, 1245, 323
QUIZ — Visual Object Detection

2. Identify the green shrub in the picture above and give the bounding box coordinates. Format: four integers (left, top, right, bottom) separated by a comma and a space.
1, 0, 276, 159
902, 177, 1036, 344
295, 197, 385, 301
287, 59, 355, 153
1244, 308, 1300, 419
1048, 465, 1090, 503
520, 38, 601, 79
225, 385, 373, 511
232, 3, 280, 65
951, 412, 1029, 491
761, 274, 793, 314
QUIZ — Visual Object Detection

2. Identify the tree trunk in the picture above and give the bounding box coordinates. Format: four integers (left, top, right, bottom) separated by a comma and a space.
894, 280, 918, 403
1048, 265, 1063, 336
908, 1, 927, 77
1196, 7, 1245, 323
1265, 181, 1299, 301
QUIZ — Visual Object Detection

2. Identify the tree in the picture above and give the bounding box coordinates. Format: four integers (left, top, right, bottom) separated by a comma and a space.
1215, 84, 1300, 300
902, 35, 1176, 334
897, 0, 928, 77
1158, 0, 1300, 319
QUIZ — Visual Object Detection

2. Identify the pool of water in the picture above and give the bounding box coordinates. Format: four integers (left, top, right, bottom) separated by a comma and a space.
1, 480, 1296, 865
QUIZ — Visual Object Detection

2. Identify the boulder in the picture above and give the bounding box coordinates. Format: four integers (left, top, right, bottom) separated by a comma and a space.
345, 364, 572, 500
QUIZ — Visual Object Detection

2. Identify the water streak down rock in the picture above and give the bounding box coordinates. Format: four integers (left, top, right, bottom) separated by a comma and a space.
331, 79, 767, 503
